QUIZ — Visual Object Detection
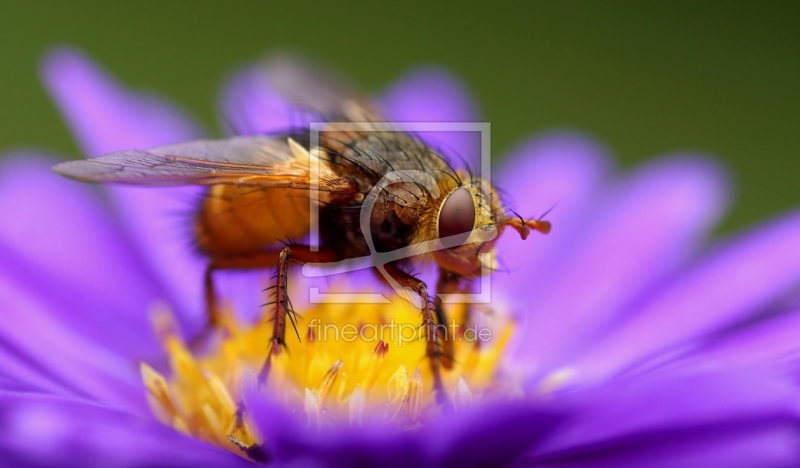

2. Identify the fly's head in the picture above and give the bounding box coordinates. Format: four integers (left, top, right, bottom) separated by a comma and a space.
413, 173, 551, 277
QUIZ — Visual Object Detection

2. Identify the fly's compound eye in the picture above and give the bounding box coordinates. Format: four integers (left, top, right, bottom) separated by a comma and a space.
438, 188, 475, 246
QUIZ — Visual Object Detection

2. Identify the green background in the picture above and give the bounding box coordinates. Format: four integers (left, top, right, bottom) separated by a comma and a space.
1, 1, 797, 233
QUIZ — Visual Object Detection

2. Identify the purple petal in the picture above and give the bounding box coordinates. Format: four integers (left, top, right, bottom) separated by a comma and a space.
0, 376, 42, 393
0, 154, 167, 360
492, 132, 611, 342
569, 209, 800, 385
218, 64, 316, 136
381, 67, 482, 170
515, 155, 728, 379
677, 308, 800, 374
421, 401, 564, 467
246, 386, 562, 467
0, 272, 144, 412
541, 427, 800, 468
106, 185, 208, 336
532, 369, 800, 467
42, 47, 208, 334
246, 388, 423, 466
0, 392, 245, 467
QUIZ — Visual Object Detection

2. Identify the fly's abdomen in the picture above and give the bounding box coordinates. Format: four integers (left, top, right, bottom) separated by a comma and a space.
196, 184, 310, 256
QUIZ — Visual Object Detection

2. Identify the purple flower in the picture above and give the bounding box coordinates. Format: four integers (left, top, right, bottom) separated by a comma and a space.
1, 46, 800, 467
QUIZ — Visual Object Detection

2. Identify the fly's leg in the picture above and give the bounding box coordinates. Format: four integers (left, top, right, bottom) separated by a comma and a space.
257, 245, 336, 384
421, 282, 450, 405
194, 251, 282, 350
204, 251, 283, 326
202, 246, 335, 382
227, 435, 269, 463
226, 400, 269, 463
431, 300, 455, 370
203, 264, 223, 328
383, 264, 450, 405
258, 247, 292, 382
435, 269, 478, 368
434, 269, 464, 370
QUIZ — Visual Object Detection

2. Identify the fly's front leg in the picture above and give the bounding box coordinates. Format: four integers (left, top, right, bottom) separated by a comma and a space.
435, 269, 474, 370
435, 269, 478, 362
382, 264, 449, 405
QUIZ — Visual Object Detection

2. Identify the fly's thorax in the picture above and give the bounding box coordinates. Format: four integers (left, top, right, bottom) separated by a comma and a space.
321, 129, 453, 187
384, 181, 429, 225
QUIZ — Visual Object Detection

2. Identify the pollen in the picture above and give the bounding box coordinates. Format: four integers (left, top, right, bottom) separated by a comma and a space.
141, 295, 517, 460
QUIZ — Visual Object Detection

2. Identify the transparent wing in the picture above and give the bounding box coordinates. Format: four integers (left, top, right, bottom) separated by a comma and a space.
261, 53, 383, 121
52, 136, 357, 192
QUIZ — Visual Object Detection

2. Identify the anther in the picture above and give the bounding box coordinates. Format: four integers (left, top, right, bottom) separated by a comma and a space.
318, 359, 343, 403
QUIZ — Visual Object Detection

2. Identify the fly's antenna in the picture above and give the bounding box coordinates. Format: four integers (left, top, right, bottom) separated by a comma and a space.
509, 209, 526, 227
537, 202, 559, 221
503, 208, 551, 240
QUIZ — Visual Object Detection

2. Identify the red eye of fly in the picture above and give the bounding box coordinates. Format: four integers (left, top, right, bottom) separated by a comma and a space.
438, 188, 475, 246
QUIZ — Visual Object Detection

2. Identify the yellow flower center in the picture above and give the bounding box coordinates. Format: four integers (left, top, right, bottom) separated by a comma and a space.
141, 295, 517, 461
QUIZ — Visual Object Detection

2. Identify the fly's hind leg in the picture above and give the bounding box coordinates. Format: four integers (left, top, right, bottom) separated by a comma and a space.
194, 251, 282, 350
203, 264, 223, 328
202, 251, 282, 327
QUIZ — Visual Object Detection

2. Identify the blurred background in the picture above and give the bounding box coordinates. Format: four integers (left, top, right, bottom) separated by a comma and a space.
0, 0, 797, 233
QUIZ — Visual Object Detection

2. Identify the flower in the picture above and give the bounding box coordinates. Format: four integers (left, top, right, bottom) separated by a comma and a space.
1, 46, 800, 466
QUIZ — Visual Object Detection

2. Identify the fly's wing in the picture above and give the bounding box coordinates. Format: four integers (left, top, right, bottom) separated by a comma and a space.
260, 54, 456, 183
52, 136, 357, 192
261, 53, 383, 122
260, 55, 461, 211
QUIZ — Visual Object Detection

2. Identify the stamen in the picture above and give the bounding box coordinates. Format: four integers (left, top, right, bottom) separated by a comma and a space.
304, 388, 322, 427
453, 376, 473, 412
363, 340, 388, 395
140, 363, 178, 424
406, 368, 423, 424
387, 366, 410, 406
348, 385, 366, 427
141, 298, 515, 459
317, 359, 343, 403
